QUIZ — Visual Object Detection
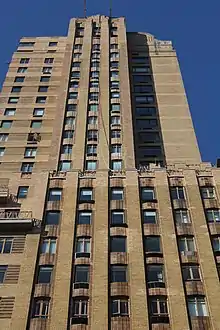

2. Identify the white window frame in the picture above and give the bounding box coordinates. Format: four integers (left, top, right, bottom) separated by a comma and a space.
72, 299, 88, 317
187, 297, 208, 317
33, 299, 50, 318
206, 209, 220, 223
179, 237, 195, 252
0, 237, 13, 253
76, 238, 91, 254
111, 299, 129, 316
201, 187, 215, 199
24, 148, 37, 157
41, 238, 56, 254
171, 186, 185, 199
175, 209, 190, 224
182, 265, 201, 281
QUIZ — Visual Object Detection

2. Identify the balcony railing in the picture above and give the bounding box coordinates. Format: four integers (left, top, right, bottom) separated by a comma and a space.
0, 210, 41, 230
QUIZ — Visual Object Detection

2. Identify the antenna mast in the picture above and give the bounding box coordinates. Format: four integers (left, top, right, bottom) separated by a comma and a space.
84, 0, 86, 18
109, 0, 112, 18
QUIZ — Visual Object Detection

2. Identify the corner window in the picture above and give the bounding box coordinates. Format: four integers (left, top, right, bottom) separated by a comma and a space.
59, 161, 71, 172
174, 209, 190, 224
111, 116, 121, 125
212, 236, 220, 253
111, 130, 121, 139
74, 265, 90, 283
86, 145, 97, 156
182, 265, 201, 281
40, 76, 50, 83
187, 297, 208, 317
111, 265, 127, 282
110, 236, 126, 252
79, 189, 93, 202
141, 187, 155, 201
45, 211, 60, 225
206, 209, 220, 223
87, 130, 98, 141
147, 265, 164, 288
143, 210, 157, 224
41, 238, 56, 254
48, 188, 62, 202
201, 187, 215, 199
178, 237, 195, 253
112, 160, 122, 171
150, 297, 168, 317
111, 298, 129, 316
86, 161, 97, 171
18, 41, 35, 47
0, 238, 13, 254
111, 211, 125, 225
78, 211, 92, 225
63, 130, 74, 139
111, 188, 123, 200
170, 187, 185, 200
144, 236, 161, 253
61, 145, 72, 154
89, 104, 98, 112
76, 238, 91, 257
37, 266, 53, 284
24, 147, 37, 157
17, 186, 29, 198
71, 298, 88, 320
111, 92, 120, 99
32, 298, 50, 319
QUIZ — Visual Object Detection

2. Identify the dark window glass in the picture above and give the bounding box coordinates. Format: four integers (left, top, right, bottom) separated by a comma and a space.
111, 211, 125, 225
74, 265, 89, 283
111, 265, 127, 282
45, 211, 60, 225
182, 265, 201, 281
144, 236, 161, 253
143, 210, 157, 224
78, 212, 92, 225
0, 266, 7, 283
0, 238, 13, 254
17, 186, 29, 198
110, 236, 126, 252
79, 189, 93, 201
170, 187, 185, 199
141, 187, 155, 201
48, 189, 62, 201
37, 266, 53, 284
14, 76, 25, 83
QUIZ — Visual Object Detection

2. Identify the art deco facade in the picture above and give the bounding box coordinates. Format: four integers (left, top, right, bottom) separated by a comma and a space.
0, 14, 219, 330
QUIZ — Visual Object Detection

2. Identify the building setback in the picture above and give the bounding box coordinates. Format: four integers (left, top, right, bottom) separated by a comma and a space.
0, 14, 219, 330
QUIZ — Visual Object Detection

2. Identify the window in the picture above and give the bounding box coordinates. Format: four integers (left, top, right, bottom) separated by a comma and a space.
111, 130, 121, 139
111, 104, 120, 112
79, 189, 93, 201
90, 71, 99, 79
8, 97, 19, 104
110, 236, 126, 252
32, 298, 50, 319
170, 187, 185, 200
89, 104, 98, 112
141, 187, 155, 201
41, 238, 56, 254
74, 44, 82, 50
206, 209, 220, 223
111, 92, 120, 98
63, 130, 74, 139
133, 75, 151, 84
65, 117, 75, 126
76, 238, 91, 257
36, 96, 47, 104
74, 265, 89, 284
138, 132, 160, 144
67, 104, 76, 112
31, 120, 42, 128
0, 266, 7, 283
38, 86, 48, 93
37, 266, 53, 284
48, 188, 62, 201
49, 42, 57, 47
174, 210, 190, 224
134, 85, 153, 93
111, 211, 125, 225
147, 265, 164, 287
73, 62, 81, 68
20, 58, 29, 64
212, 237, 220, 253
21, 162, 34, 173
62, 145, 72, 154
14, 76, 25, 83
150, 297, 168, 317
0, 134, 8, 142
112, 160, 122, 171
88, 116, 97, 125
132, 66, 150, 73
110, 62, 119, 69
40, 76, 50, 83
69, 92, 78, 100
42, 67, 52, 74
0, 148, 5, 156
136, 118, 157, 130
111, 265, 127, 282
89, 92, 99, 101
132, 57, 149, 64
33, 108, 44, 117
111, 71, 119, 78
144, 236, 161, 253
112, 144, 122, 155
86, 145, 97, 156
135, 95, 154, 104
18, 41, 35, 47
111, 116, 120, 125
110, 52, 119, 60
143, 210, 157, 224
24, 147, 37, 157
17, 67, 27, 73
187, 297, 208, 316
91, 61, 99, 68
139, 146, 162, 158
0, 238, 13, 254
71, 71, 80, 79
182, 265, 201, 281
17, 186, 29, 199
92, 44, 100, 51
111, 299, 129, 316
111, 188, 123, 200
1, 121, 12, 129
44, 58, 54, 64
70, 81, 79, 88
59, 161, 71, 171
201, 187, 215, 199
178, 237, 195, 253
73, 53, 81, 59
72, 298, 88, 320
45, 211, 60, 225
110, 44, 118, 49
4, 108, 16, 116
78, 212, 92, 225
86, 161, 97, 171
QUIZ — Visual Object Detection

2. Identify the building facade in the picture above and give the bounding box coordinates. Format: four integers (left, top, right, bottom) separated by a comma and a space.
0, 14, 219, 330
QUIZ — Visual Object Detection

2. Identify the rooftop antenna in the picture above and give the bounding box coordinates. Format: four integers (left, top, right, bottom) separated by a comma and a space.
84, 0, 86, 18
109, 0, 112, 18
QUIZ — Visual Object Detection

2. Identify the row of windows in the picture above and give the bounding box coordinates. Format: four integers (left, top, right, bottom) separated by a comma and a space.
16, 66, 52, 74
0, 120, 42, 129
14, 76, 51, 83
7, 95, 49, 104
17, 57, 54, 65
11, 86, 50, 93
18, 41, 57, 47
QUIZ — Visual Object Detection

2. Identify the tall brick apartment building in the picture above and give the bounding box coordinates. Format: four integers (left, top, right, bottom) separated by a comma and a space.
0, 14, 219, 330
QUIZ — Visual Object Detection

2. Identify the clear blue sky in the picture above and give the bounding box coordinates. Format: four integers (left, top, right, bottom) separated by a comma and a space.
0, 0, 219, 163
